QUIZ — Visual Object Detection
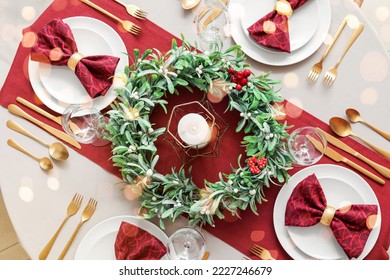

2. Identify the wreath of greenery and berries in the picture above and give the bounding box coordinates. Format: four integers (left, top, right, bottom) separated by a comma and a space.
106, 37, 293, 229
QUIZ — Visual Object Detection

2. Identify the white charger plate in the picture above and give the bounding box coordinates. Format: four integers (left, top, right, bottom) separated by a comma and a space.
229, 0, 331, 65
74, 215, 169, 260
274, 164, 381, 260
240, 0, 319, 52
28, 16, 127, 114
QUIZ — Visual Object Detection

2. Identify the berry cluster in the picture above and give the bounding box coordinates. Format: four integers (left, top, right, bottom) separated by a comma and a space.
228, 68, 251, 91
248, 156, 268, 175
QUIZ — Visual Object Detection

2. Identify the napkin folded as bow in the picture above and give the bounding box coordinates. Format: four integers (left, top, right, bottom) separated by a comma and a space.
247, 0, 308, 52
30, 18, 120, 98
285, 174, 378, 259
114, 221, 167, 260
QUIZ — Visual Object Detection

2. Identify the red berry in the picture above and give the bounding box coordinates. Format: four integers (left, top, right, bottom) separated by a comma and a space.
236, 84, 242, 91
239, 78, 248, 86
231, 76, 237, 83
243, 69, 251, 77
228, 67, 236, 74
236, 71, 244, 79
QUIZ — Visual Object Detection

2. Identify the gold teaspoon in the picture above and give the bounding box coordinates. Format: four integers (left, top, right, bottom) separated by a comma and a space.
7, 120, 69, 161
329, 117, 390, 160
7, 139, 53, 171
346, 108, 390, 141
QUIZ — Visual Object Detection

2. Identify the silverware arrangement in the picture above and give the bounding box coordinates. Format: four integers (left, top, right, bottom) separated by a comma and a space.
308, 15, 364, 86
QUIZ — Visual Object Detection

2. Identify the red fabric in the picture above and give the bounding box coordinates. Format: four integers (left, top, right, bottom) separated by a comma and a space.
1, 0, 389, 260
114, 222, 167, 260
247, 0, 308, 52
285, 173, 378, 259
31, 18, 120, 98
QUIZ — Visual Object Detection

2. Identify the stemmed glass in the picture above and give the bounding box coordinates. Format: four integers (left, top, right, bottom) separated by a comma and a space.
287, 126, 327, 166
61, 104, 110, 146
166, 227, 206, 260
194, 0, 231, 53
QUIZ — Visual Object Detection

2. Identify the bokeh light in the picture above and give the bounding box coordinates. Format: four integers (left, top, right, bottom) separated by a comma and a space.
47, 177, 60, 191
375, 6, 390, 21
360, 51, 389, 82
250, 230, 265, 242
1, 23, 16, 42
283, 72, 300, 88
360, 87, 379, 105
21, 6, 36, 21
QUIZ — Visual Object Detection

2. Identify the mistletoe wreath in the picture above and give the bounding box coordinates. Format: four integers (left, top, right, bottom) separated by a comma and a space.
106, 38, 293, 229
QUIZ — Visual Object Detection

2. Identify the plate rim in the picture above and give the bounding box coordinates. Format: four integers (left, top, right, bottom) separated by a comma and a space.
74, 215, 169, 260
273, 164, 381, 260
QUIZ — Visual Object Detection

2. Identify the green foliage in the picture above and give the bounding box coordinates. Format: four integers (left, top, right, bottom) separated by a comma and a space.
106, 38, 293, 228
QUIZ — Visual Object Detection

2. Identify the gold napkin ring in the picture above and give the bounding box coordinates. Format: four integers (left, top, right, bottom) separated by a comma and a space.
320, 205, 336, 226
275, 0, 293, 18
67, 52, 84, 71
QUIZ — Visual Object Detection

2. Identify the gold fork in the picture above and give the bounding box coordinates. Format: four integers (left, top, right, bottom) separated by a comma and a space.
113, 0, 147, 20
250, 244, 275, 260
80, 0, 141, 35
307, 16, 348, 83
57, 197, 97, 260
39, 193, 83, 260
323, 22, 364, 86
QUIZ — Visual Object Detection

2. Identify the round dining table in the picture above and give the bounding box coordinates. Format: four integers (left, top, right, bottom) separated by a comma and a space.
0, 0, 389, 260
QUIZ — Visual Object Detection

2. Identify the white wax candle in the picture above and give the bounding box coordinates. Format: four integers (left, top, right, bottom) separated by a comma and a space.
177, 113, 211, 149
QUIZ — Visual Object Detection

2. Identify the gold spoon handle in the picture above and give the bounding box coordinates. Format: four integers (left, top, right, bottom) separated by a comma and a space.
7, 120, 48, 147
39, 216, 69, 260
7, 138, 39, 161
80, 0, 122, 23
354, 133, 390, 160
362, 121, 390, 141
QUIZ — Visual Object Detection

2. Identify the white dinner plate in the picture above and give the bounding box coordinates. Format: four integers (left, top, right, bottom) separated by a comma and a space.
240, 0, 319, 52
74, 215, 169, 260
28, 16, 127, 114
274, 164, 381, 260
229, 0, 331, 66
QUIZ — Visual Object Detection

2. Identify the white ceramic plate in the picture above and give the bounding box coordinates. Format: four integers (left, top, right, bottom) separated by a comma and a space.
274, 164, 381, 260
74, 215, 169, 260
28, 16, 127, 113
229, 0, 331, 65
240, 0, 319, 52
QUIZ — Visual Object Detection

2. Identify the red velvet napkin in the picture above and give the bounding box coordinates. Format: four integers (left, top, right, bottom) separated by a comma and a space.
114, 221, 167, 260
285, 173, 378, 259
31, 18, 120, 98
247, 0, 308, 52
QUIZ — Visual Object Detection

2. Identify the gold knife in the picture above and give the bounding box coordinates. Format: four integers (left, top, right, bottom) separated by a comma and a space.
306, 135, 385, 185
202, 0, 228, 30
318, 128, 390, 179
16, 97, 81, 135
8, 104, 81, 149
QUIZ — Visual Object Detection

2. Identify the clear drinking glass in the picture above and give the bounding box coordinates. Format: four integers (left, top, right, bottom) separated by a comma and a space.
61, 104, 110, 146
287, 126, 327, 166
194, 0, 231, 52
166, 227, 206, 260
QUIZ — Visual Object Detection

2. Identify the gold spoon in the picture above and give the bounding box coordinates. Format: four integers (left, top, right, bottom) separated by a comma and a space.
346, 108, 390, 141
329, 117, 390, 160
7, 120, 69, 161
182, 0, 201, 10
7, 139, 53, 171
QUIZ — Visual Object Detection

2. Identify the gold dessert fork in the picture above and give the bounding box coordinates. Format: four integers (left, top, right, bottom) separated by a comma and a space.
323, 22, 364, 86
80, 0, 141, 35
57, 197, 97, 260
39, 193, 83, 260
307, 16, 348, 83
113, 0, 147, 19
250, 244, 275, 260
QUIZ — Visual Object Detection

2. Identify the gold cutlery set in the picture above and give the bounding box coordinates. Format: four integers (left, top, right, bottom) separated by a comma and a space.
307, 108, 390, 185
80, 0, 147, 36
39, 193, 97, 260
308, 15, 364, 86
249, 244, 275, 260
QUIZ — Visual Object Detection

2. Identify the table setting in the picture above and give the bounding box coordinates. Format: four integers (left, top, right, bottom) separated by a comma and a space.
0, 0, 389, 261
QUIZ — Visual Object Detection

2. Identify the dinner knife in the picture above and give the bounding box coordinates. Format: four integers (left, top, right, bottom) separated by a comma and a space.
8, 104, 81, 149
16, 97, 81, 134
318, 128, 390, 179
306, 135, 385, 185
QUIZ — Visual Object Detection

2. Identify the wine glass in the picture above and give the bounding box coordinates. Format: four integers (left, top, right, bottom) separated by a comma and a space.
166, 227, 206, 260
287, 126, 327, 166
194, 0, 231, 53
61, 104, 110, 146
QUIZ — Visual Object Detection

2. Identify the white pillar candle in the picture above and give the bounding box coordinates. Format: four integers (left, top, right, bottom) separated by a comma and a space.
177, 113, 211, 149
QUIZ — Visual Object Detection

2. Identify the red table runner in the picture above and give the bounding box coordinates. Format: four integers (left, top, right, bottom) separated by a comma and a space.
1, 0, 389, 260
